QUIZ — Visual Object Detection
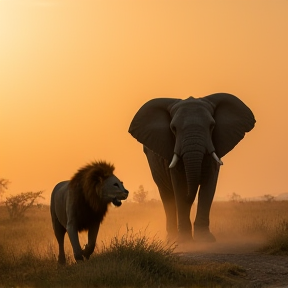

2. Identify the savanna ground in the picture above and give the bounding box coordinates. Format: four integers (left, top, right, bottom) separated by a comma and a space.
0, 200, 288, 287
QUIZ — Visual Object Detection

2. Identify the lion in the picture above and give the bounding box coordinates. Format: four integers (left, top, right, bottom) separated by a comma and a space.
50, 160, 129, 264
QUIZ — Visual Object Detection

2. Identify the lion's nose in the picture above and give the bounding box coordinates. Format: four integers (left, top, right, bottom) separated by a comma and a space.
122, 189, 129, 198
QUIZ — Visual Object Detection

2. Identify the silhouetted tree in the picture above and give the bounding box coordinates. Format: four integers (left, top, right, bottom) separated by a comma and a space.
0, 178, 10, 203
5, 191, 44, 220
262, 194, 275, 202
133, 185, 148, 203
229, 192, 242, 202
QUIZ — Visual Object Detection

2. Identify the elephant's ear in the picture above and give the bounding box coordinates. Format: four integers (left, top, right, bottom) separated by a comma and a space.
129, 98, 180, 160
204, 93, 256, 158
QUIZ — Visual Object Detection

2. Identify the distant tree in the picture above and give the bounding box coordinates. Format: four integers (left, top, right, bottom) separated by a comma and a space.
5, 191, 44, 220
262, 194, 275, 202
229, 192, 242, 203
0, 178, 10, 203
133, 185, 148, 203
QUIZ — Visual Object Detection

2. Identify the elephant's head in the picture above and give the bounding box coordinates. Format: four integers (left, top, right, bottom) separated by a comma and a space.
129, 93, 255, 195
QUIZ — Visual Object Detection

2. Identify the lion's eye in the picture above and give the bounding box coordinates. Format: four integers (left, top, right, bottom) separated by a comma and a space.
113, 183, 120, 188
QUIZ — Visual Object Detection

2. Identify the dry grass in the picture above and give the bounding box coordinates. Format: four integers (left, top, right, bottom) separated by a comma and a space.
209, 201, 288, 240
0, 200, 287, 287
259, 219, 288, 255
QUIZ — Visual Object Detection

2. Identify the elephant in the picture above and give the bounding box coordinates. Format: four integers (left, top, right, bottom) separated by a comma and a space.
129, 93, 255, 242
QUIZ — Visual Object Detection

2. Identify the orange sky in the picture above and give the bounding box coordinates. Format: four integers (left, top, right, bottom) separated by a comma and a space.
0, 0, 287, 203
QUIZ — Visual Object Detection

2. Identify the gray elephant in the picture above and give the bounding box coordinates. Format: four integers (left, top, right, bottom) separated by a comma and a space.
129, 93, 255, 242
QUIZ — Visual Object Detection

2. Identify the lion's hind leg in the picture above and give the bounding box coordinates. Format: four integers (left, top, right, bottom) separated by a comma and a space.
53, 218, 67, 264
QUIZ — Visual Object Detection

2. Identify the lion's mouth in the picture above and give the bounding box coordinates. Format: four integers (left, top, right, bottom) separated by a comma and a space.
112, 198, 122, 207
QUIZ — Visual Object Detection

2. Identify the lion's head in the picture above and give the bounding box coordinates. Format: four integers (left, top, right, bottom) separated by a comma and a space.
69, 161, 129, 211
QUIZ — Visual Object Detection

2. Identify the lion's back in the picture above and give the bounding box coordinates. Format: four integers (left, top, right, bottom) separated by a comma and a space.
50, 181, 69, 228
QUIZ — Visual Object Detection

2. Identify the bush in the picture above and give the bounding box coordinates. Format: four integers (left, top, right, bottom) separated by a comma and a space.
5, 191, 44, 220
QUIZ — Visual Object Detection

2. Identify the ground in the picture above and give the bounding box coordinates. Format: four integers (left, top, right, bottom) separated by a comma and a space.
177, 241, 288, 288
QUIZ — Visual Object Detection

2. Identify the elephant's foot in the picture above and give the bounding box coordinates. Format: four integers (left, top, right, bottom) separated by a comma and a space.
193, 226, 216, 242
166, 231, 178, 244
177, 232, 193, 244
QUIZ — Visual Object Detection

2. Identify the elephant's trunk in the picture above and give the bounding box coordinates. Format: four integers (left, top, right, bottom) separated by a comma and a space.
183, 151, 204, 197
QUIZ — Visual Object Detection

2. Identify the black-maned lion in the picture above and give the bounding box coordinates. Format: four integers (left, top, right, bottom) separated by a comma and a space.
50, 161, 129, 264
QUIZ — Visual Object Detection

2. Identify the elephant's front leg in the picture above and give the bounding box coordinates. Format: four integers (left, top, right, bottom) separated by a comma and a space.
66, 222, 83, 262
158, 188, 177, 242
82, 222, 100, 259
171, 169, 195, 243
175, 196, 195, 242
194, 158, 220, 242
144, 148, 178, 242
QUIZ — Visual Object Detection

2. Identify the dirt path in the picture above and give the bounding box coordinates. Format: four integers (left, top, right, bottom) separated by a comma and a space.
176, 240, 288, 287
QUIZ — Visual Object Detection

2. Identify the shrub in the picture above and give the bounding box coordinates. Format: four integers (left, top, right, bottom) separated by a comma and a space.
5, 191, 44, 220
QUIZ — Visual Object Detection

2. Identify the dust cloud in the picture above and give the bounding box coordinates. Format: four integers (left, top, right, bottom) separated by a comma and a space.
94, 201, 270, 255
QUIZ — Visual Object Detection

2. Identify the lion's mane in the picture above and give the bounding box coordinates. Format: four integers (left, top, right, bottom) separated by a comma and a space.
69, 161, 115, 219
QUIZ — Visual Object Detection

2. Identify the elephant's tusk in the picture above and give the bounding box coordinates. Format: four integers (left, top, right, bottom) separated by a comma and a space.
212, 152, 223, 165
169, 154, 179, 168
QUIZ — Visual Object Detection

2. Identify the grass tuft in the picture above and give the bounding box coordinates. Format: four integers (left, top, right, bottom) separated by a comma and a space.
259, 220, 288, 255
92, 227, 179, 286
0, 226, 240, 287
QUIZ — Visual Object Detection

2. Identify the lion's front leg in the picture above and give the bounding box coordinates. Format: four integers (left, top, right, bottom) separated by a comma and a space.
82, 222, 100, 259
66, 222, 83, 262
